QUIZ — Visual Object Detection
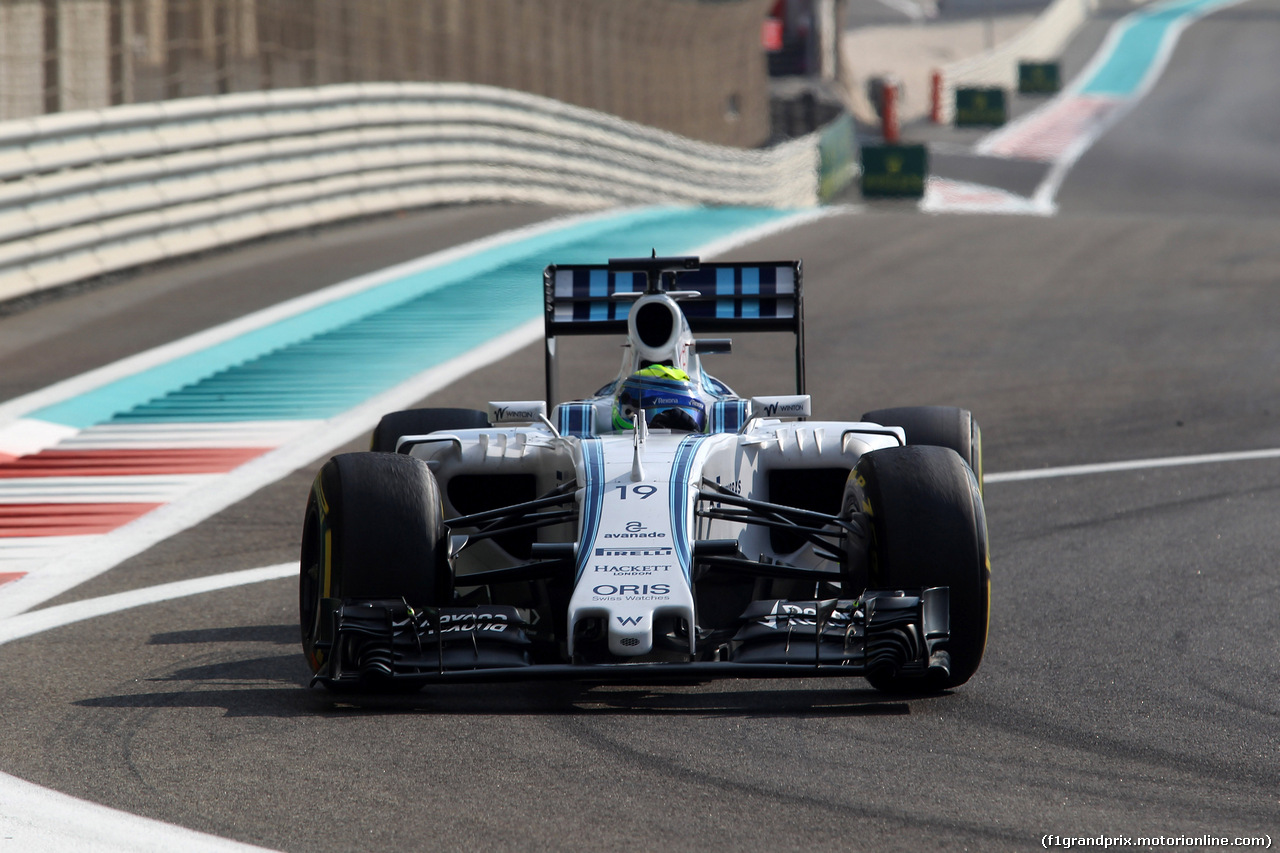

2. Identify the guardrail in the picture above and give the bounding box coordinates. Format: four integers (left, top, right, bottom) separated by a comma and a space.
0, 81, 825, 303
936, 0, 1098, 123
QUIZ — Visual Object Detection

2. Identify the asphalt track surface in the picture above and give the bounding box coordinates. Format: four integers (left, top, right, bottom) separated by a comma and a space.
1057, 0, 1280, 216
2, 4, 1279, 851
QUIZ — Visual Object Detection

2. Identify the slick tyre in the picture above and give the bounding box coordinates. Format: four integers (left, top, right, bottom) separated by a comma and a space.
299, 452, 450, 685
861, 406, 983, 492
854, 445, 990, 692
370, 408, 489, 453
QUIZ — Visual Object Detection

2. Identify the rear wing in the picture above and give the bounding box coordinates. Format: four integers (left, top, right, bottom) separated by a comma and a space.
542, 259, 805, 403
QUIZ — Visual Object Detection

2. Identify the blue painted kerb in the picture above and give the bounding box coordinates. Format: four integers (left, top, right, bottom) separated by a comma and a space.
1080, 0, 1243, 97
33, 206, 798, 429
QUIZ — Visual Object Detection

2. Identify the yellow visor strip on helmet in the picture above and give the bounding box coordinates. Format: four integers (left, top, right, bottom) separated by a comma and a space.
634, 365, 689, 381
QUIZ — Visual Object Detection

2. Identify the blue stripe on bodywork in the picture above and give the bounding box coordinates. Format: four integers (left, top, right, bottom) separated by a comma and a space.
710, 400, 748, 434
557, 402, 595, 437
668, 435, 707, 584
575, 438, 606, 581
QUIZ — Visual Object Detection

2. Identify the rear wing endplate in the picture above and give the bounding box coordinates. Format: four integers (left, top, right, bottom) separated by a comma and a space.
542, 260, 805, 403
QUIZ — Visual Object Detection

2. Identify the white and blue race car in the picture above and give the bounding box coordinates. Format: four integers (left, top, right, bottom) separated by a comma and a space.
299, 255, 990, 693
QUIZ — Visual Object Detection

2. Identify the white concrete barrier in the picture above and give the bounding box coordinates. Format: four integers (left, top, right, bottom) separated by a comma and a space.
937, 0, 1097, 123
0, 82, 822, 303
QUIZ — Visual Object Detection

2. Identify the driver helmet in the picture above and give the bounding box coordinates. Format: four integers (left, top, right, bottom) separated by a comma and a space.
612, 365, 707, 432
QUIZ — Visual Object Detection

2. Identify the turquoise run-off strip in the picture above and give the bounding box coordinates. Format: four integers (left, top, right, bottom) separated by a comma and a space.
34, 207, 799, 428
1079, 0, 1246, 97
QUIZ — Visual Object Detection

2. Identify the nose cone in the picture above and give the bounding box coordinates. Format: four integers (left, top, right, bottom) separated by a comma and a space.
608, 611, 653, 656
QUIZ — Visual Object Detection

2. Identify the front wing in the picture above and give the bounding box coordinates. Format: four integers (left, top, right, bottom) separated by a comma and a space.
310, 588, 952, 687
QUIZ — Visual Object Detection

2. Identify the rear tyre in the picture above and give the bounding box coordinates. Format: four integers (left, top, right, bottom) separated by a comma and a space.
299, 452, 450, 688
860, 406, 983, 491
853, 445, 990, 693
371, 408, 489, 453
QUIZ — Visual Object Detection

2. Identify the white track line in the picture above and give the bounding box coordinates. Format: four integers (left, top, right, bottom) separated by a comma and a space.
1, 445, 1274, 643
0, 206, 847, 620
875, 0, 935, 22
934, 0, 1258, 216
0, 563, 293, 647
0, 771, 279, 853
0, 205, 849, 436
0, 201, 1257, 853
2, 442, 1278, 852
0, 568, 291, 853
985, 447, 1280, 483
0, 208, 644, 432
4, 445, 1277, 640
0, 321, 547, 619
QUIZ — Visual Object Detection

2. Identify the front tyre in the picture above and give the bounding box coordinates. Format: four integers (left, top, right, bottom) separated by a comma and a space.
370, 408, 488, 453
299, 452, 450, 686
853, 444, 990, 692
860, 406, 983, 492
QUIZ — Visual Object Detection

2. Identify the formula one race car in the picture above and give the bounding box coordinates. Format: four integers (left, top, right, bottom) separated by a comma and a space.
299, 255, 990, 693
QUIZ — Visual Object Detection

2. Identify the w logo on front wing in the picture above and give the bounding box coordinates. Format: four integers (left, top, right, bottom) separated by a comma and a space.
616, 616, 644, 626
